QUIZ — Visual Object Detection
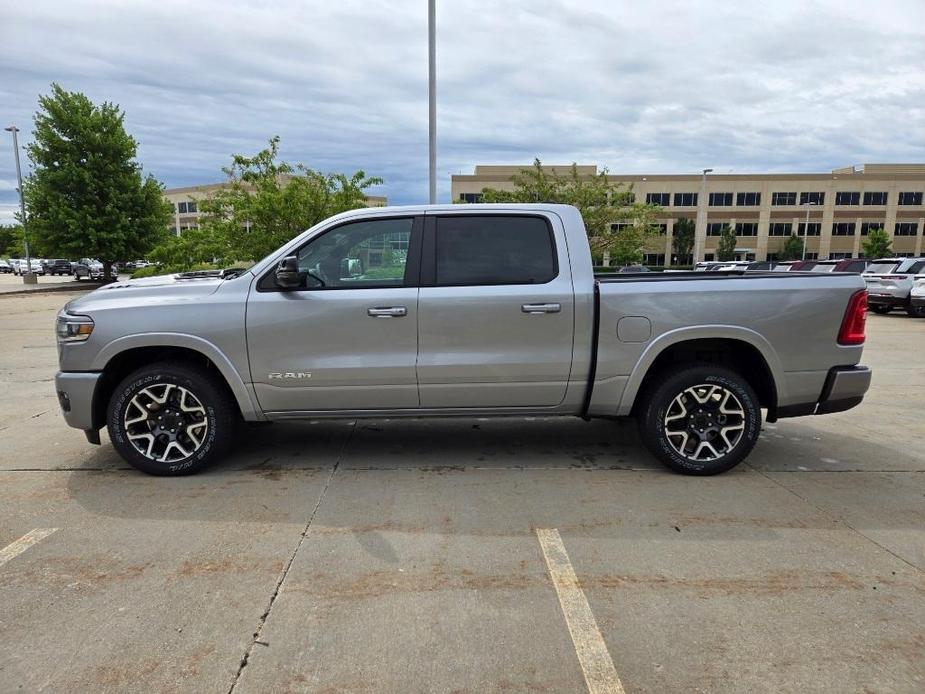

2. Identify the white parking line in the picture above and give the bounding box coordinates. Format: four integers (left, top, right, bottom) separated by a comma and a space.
0, 528, 58, 567
536, 527, 625, 694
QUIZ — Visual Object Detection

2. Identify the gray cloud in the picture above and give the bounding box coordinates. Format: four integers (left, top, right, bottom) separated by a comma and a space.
1, 0, 923, 218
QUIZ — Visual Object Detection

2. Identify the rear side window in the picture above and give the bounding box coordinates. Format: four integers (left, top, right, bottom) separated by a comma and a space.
435, 216, 557, 286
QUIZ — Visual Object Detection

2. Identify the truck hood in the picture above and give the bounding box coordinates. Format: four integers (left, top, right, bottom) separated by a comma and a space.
64, 272, 230, 314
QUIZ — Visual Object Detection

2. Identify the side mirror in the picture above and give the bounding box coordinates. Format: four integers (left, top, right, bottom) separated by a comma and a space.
275, 256, 301, 289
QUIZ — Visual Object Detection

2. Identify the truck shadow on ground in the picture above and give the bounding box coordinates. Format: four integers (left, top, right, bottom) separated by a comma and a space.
62, 416, 924, 530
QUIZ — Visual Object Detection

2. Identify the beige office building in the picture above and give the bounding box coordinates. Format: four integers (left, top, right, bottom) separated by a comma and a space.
451, 164, 925, 264
163, 181, 387, 236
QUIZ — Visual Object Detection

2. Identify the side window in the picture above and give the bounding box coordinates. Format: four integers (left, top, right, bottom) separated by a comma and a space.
435, 216, 557, 286
290, 218, 413, 289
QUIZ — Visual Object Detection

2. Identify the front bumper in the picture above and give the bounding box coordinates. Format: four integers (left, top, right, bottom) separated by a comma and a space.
55, 371, 103, 435
776, 365, 871, 419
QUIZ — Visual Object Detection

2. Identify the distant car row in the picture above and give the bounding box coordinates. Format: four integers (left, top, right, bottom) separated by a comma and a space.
694, 257, 925, 317
0, 258, 152, 279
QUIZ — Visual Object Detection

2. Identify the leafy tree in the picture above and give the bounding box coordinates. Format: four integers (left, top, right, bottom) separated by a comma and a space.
779, 233, 804, 261
672, 218, 695, 265
23, 84, 172, 280
0, 224, 22, 257
716, 224, 737, 261
479, 159, 663, 263
192, 136, 382, 263
148, 226, 228, 269
862, 227, 892, 259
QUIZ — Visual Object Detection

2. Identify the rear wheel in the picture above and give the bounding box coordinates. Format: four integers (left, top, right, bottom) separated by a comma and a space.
870, 305, 891, 314
107, 362, 238, 475
637, 365, 762, 475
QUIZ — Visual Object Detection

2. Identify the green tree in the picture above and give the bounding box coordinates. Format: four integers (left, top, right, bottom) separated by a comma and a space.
192, 136, 382, 263
671, 217, 695, 265
23, 84, 172, 280
479, 159, 663, 263
779, 233, 804, 261
0, 224, 22, 257
862, 227, 892, 259
148, 226, 228, 269
716, 224, 737, 261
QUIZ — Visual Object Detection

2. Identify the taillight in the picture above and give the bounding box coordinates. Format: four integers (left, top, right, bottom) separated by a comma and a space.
880, 275, 905, 280
838, 289, 867, 345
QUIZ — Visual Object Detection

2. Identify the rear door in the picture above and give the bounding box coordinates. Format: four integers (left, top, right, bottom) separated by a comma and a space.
416, 212, 575, 408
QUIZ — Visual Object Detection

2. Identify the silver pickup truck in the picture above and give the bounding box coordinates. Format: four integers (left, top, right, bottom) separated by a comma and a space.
54, 204, 872, 476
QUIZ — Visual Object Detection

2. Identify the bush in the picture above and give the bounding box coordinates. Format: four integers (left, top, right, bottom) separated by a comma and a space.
130, 262, 220, 279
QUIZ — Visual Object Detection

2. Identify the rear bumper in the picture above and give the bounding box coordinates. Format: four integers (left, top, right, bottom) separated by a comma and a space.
867, 293, 907, 307
776, 365, 871, 419
911, 297, 925, 308
55, 371, 103, 434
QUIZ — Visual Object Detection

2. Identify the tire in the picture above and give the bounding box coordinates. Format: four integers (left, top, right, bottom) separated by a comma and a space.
870, 305, 891, 314
637, 364, 762, 475
107, 361, 238, 475
905, 304, 925, 318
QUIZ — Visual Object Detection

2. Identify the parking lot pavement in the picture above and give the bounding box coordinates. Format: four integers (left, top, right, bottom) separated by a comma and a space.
1, 290, 923, 693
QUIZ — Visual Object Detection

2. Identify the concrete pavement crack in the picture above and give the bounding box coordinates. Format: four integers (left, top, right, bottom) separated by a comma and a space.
227, 419, 356, 694
746, 462, 922, 572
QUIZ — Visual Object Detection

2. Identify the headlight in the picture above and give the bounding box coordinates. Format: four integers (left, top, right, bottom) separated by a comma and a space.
56, 314, 94, 343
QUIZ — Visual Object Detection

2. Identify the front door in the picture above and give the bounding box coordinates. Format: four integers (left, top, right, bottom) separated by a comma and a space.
246, 216, 422, 412
416, 213, 575, 408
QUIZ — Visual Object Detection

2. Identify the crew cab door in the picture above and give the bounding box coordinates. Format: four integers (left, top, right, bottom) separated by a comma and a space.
246, 216, 422, 412
416, 212, 575, 408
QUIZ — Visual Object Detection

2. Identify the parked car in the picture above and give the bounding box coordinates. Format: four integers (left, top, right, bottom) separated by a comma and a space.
744, 261, 776, 271
134, 260, 153, 268
863, 257, 925, 315
0, 260, 11, 274
42, 258, 74, 276
809, 259, 870, 274
910, 276, 925, 317
73, 258, 104, 281
616, 265, 650, 273
19, 258, 45, 275
54, 203, 871, 477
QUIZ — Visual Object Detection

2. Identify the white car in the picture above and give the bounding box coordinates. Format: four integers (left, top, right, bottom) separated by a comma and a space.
863, 257, 925, 316
909, 275, 925, 317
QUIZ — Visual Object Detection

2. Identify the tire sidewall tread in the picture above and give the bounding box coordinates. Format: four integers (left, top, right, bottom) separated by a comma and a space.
638, 364, 762, 476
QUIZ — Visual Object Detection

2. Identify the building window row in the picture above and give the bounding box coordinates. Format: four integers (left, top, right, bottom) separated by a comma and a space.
458, 193, 483, 203
176, 201, 198, 214
895, 222, 919, 236
899, 191, 923, 205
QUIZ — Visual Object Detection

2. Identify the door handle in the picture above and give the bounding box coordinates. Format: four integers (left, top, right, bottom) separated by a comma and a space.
367, 306, 407, 318
521, 303, 561, 314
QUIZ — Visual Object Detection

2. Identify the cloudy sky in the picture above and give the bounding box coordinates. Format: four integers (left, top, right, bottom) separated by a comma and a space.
1, 0, 924, 223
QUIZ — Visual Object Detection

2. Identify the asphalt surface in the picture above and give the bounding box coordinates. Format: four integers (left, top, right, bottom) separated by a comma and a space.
0, 289, 922, 693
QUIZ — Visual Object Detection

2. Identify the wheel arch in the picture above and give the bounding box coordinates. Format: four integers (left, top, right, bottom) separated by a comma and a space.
90, 334, 262, 432
619, 327, 784, 419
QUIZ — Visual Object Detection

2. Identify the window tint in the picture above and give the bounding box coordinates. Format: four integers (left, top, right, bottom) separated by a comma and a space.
866, 262, 898, 274
293, 218, 413, 289
898, 191, 923, 205
435, 216, 556, 286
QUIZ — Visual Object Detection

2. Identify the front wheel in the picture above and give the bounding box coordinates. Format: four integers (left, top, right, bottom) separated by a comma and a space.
107, 361, 238, 475
637, 365, 762, 475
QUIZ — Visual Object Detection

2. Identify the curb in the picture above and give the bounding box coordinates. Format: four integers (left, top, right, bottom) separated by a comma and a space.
0, 282, 108, 297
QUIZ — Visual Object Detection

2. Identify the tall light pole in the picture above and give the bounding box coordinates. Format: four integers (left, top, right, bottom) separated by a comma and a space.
692, 168, 712, 265
427, 0, 437, 204
800, 200, 817, 261
4, 125, 36, 285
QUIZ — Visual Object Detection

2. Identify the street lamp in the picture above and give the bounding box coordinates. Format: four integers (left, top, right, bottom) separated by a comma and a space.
800, 200, 817, 261
4, 125, 36, 285
692, 168, 713, 265
427, 0, 436, 204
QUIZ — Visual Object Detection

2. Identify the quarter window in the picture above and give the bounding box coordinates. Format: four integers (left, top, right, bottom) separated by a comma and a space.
435, 216, 556, 286
736, 192, 761, 206
863, 192, 888, 206
673, 192, 698, 206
